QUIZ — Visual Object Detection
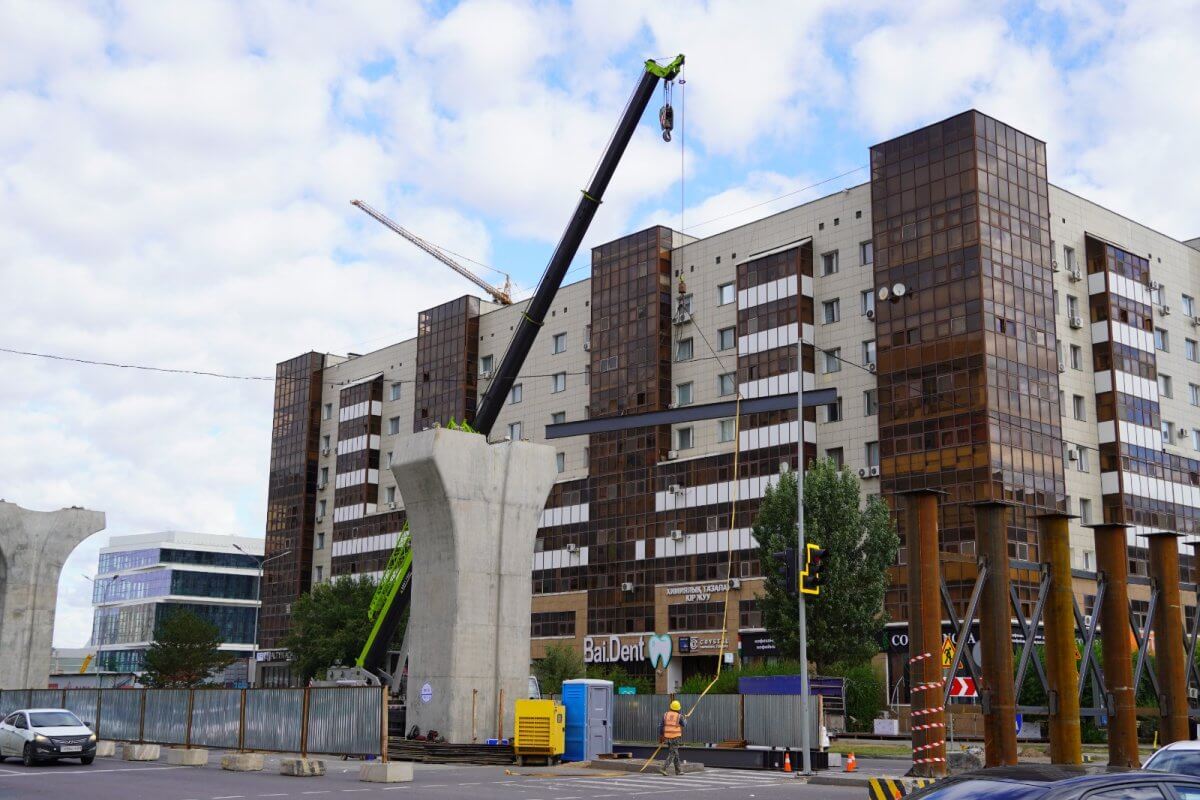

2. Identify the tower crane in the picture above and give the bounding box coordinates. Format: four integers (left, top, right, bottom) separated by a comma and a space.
351, 200, 514, 305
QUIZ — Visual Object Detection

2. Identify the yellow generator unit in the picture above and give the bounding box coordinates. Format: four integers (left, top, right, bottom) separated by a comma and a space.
513, 699, 565, 766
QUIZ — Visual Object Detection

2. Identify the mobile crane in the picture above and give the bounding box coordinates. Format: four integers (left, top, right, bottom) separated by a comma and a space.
326, 56, 685, 694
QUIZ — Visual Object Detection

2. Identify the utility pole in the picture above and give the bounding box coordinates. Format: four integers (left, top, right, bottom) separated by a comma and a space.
84, 573, 122, 688
233, 544, 289, 687
797, 358, 812, 776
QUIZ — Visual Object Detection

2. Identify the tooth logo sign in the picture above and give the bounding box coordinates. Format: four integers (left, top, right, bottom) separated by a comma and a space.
646, 634, 673, 668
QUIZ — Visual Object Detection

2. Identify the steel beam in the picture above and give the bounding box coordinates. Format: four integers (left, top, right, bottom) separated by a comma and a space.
1011, 577, 1050, 700
1149, 533, 1190, 744
941, 568, 987, 706
1038, 513, 1082, 764
973, 501, 1018, 767
1091, 524, 1139, 767
905, 490, 946, 778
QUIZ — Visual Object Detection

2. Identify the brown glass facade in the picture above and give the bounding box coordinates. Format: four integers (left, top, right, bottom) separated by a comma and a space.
872, 111, 1066, 619
413, 296, 481, 431
260, 352, 325, 648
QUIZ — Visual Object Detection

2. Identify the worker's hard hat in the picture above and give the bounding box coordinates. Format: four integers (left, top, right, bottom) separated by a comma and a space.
669, 700, 681, 711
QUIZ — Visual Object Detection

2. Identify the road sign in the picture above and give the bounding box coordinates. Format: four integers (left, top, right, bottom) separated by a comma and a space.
618, 686, 637, 695
949, 677, 977, 697
941, 636, 956, 668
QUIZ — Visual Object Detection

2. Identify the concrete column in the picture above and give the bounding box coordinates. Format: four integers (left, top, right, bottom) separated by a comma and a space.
904, 490, 945, 778
1091, 523, 1138, 767
0, 501, 105, 689
1148, 533, 1189, 745
391, 428, 557, 743
974, 501, 1017, 767
1037, 513, 1081, 764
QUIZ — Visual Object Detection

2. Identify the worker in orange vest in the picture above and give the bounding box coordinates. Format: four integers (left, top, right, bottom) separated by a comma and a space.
658, 699, 687, 776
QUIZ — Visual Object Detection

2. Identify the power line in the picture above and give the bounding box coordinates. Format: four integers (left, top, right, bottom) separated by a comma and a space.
0, 346, 274, 381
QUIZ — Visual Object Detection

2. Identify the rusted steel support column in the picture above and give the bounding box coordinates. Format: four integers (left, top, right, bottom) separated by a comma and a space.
1038, 513, 1081, 764
905, 490, 946, 778
1149, 532, 1189, 745
974, 501, 1017, 767
1092, 523, 1138, 767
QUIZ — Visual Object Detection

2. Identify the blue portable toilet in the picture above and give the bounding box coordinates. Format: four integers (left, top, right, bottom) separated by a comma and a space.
562, 678, 613, 762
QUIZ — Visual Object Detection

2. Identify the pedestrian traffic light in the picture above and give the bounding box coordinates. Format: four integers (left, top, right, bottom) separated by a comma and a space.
772, 548, 798, 598
800, 543, 829, 596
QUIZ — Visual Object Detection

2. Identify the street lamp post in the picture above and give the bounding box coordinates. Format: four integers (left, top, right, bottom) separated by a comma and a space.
83, 573, 123, 688
233, 544, 290, 686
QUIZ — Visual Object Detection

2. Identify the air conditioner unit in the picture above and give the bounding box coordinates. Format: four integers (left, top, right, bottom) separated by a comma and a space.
317, 481, 327, 490
865, 308, 876, 320
1058, 362, 1066, 373
869, 465, 880, 477
668, 401, 678, 409
566, 542, 579, 553
670, 529, 684, 541
1159, 305, 1171, 316
620, 581, 635, 592
868, 362, 878, 373
729, 578, 741, 589
1068, 449, 1078, 461
1069, 315, 1083, 329
858, 467, 869, 478
1067, 269, 1082, 282
1150, 280, 1162, 290
667, 483, 683, 495
1191, 315, 1200, 327
1190, 686, 1199, 701
387, 501, 397, 509
1052, 259, 1059, 272
480, 369, 493, 379
315, 514, 324, 523
666, 450, 679, 461
583, 341, 591, 351
673, 312, 690, 326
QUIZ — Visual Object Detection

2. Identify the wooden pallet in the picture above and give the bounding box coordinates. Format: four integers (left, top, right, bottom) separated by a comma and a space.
388, 738, 516, 765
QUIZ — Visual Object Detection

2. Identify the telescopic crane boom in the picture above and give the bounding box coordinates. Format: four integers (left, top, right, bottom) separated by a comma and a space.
352, 199, 514, 305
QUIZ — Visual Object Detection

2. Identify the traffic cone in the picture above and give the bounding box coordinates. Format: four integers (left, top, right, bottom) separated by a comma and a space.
783, 751, 792, 772
845, 752, 857, 773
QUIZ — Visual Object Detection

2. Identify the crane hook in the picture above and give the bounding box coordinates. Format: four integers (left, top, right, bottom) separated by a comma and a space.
659, 80, 675, 142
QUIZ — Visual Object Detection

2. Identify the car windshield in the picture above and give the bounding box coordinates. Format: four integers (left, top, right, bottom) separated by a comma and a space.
28, 711, 83, 728
1146, 749, 1200, 776
909, 779, 1047, 800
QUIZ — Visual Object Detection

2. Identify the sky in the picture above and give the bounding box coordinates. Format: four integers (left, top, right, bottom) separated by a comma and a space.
1, 0, 1197, 649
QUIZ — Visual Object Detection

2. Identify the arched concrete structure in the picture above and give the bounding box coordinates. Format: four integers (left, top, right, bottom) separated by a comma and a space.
0, 501, 106, 689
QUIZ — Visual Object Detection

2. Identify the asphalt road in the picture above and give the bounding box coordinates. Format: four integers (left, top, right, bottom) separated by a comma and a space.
0, 751, 866, 800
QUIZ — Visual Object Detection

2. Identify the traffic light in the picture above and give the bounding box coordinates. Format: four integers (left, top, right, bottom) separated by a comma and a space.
772, 548, 798, 598
800, 543, 829, 596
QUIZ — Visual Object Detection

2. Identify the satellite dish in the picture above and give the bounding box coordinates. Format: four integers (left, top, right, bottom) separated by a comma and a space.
893, 282, 907, 298
877, 286, 890, 302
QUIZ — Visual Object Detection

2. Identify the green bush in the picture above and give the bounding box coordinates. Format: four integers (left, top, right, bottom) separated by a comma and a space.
533, 642, 585, 696
823, 661, 884, 732
585, 663, 655, 695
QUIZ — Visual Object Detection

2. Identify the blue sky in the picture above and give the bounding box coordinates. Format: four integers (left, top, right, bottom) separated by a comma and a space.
0, 0, 1197, 647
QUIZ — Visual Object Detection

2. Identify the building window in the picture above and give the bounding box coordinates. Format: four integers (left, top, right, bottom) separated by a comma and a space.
316, 531, 325, 550
386, 486, 396, 503
822, 299, 840, 324
1161, 419, 1174, 444
860, 240, 873, 265
480, 354, 494, 374
322, 434, 331, 450
821, 251, 838, 276
1193, 429, 1200, 450
322, 403, 332, 420
823, 348, 841, 373
739, 599, 762, 629
675, 382, 693, 406
1183, 294, 1196, 317
718, 373, 736, 396
678, 294, 693, 314
1079, 498, 1092, 525
1064, 245, 1076, 273
1159, 374, 1173, 398
508, 421, 522, 440
320, 466, 329, 485
1077, 447, 1090, 473
552, 332, 567, 354
1187, 339, 1199, 362
675, 337, 693, 361
863, 389, 878, 416
1072, 395, 1086, 421
718, 419, 735, 443
862, 339, 876, 367
390, 382, 401, 401
385, 450, 393, 468
825, 398, 842, 423
826, 447, 844, 468
1155, 327, 1169, 351
676, 426, 694, 450
861, 290, 875, 316
551, 372, 566, 393
718, 282, 735, 305
1067, 295, 1080, 318
315, 565, 323, 583
551, 411, 566, 425
556, 452, 565, 474
318, 499, 327, 519
865, 441, 880, 468
510, 384, 523, 404
388, 416, 401, 435
1190, 383, 1200, 407
1070, 344, 1083, 370
718, 327, 735, 351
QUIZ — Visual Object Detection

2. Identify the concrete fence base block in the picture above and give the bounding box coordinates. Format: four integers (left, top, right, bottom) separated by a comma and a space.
121, 743, 161, 761
166, 748, 209, 766
94, 741, 116, 757
280, 758, 326, 777
221, 753, 264, 771
359, 762, 413, 783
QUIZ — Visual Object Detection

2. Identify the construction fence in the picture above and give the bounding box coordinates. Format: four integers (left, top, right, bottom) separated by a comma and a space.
0, 686, 386, 757
612, 694, 822, 749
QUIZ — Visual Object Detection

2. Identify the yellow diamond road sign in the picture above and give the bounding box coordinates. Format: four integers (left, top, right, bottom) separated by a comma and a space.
941, 636, 955, 668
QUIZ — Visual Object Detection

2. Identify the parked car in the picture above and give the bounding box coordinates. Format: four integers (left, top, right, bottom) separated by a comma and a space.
0, 708, 97, 766
907, 764, 1200, 799
1145, 741, 1200, 777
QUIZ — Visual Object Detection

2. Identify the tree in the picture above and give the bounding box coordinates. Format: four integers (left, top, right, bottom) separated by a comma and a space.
533, 642, 585, 695
282, 575, 382, 682
141, 609, 234, 688
755, 459, 900, 671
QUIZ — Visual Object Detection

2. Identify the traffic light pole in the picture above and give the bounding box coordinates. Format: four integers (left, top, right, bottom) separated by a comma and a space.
797, 369, 812, 776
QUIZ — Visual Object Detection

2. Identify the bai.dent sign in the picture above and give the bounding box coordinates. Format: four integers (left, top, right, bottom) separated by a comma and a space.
584, 633, 673, 668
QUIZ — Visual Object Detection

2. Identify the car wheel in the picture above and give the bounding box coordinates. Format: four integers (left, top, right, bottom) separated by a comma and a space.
81, 755, 95, 765
22, 743, 38, 767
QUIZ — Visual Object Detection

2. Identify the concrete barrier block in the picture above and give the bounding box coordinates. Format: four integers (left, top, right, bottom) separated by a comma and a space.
359, 762, 413, 783
221, 752, 264, 771
166, 748, 208, 766
280, 757, 326, 777
121, 743, 161, 761
94, 741, 116, 757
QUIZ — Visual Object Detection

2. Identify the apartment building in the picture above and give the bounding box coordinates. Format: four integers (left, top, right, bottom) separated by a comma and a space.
91, 531, 262, 685
259, 110, 1200, 691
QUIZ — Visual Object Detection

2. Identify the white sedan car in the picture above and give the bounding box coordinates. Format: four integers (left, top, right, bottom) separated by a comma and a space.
0, 708, 97, 766
1144, 739, 1200, 776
